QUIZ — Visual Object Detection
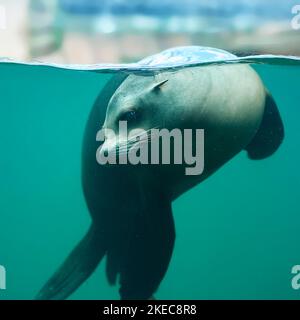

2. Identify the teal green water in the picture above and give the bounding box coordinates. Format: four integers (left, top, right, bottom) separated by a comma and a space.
0, 62, 300, 299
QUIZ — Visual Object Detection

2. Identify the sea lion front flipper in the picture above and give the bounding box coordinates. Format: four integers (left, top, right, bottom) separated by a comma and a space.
119, 194, 175, 300
36, 224, 106, 300
245, 91, 284, 160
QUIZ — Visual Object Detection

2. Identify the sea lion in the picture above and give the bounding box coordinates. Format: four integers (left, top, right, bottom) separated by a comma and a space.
36, 50, 284, 300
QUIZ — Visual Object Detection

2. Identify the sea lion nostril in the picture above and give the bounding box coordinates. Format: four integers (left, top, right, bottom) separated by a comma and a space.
103, 149, 109, 157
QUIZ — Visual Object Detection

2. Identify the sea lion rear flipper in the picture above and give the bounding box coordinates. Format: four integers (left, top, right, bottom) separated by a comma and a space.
35, 224, 105, 300
245, 91, 284, 160
119, 195, 175, 300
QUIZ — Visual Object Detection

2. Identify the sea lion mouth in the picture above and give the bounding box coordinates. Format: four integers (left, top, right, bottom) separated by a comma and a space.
96, 136, 141, 167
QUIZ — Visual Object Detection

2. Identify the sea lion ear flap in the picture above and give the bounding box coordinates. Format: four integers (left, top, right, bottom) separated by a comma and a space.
151, 79, 169, 92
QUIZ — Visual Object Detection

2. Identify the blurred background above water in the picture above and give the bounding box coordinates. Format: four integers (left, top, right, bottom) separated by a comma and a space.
0, 0, 300, 63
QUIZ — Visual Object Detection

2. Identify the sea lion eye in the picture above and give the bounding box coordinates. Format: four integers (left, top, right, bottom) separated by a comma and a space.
119, 110, 138, 123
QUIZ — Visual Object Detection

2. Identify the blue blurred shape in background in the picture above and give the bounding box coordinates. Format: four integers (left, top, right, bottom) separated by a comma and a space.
1, 0, 299, 63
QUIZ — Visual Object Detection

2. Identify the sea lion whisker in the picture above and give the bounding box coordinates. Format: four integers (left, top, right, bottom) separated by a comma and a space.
126, 127, 158, 143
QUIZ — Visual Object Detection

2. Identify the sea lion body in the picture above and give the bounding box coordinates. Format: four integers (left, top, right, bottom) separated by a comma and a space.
36, 47, 284, 300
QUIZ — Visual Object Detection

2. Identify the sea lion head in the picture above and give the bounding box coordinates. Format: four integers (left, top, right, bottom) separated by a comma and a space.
99, 73, 190, 162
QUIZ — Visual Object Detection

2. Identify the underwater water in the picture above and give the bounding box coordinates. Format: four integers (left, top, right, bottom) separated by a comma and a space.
0, 52, 300, 300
